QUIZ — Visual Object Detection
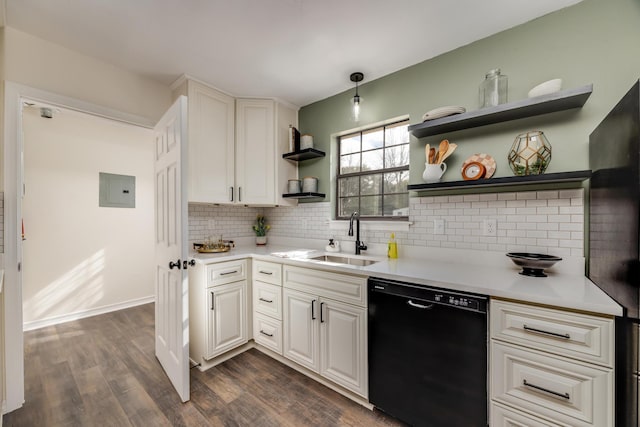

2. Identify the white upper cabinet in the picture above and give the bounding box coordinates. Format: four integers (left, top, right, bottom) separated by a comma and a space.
172, 78, 298, 205
236, 98, 298, 206
174, 79, 235, 204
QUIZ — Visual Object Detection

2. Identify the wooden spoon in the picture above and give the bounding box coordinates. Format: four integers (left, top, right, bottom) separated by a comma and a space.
425, 143, 430, 163
439, 143, 458, 164
429, 147, 436, 164
437, 139, 449, 164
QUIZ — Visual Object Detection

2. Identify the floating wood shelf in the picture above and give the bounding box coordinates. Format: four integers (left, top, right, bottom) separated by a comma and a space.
408, 84, 593, 138
282, 192, 326, 199
407, 170, 591, 192
282, 148, 326, 161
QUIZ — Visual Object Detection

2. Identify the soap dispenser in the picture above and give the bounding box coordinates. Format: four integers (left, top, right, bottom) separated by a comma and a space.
388, 233, 398, 259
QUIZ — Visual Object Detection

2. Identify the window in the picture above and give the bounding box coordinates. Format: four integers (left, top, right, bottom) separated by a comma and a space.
336, 120, 410, 219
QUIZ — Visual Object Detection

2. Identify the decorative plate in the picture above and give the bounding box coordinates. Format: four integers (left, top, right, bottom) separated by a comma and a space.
421, 106, 466, 121
461, 153, 497, 178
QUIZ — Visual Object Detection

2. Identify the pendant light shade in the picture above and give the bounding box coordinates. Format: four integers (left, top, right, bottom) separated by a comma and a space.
350, 72, 364, 122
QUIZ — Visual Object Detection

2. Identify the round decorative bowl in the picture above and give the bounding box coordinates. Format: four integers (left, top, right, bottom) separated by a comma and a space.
506, 252, 562, 277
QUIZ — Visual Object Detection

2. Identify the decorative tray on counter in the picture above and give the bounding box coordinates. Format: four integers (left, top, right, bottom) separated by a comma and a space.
194, 240, 234, 253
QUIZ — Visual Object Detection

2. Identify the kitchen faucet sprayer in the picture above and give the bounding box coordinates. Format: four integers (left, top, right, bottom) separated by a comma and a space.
348, 212, 367, 255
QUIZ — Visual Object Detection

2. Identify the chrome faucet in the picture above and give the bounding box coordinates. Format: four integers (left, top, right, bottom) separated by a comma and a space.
348, 212, 367, 255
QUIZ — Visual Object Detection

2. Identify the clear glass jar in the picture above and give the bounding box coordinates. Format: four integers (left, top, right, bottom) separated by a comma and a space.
479, 68, 508, 108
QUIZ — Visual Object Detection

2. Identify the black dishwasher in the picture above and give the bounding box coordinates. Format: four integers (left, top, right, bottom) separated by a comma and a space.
368, 277, 488, 427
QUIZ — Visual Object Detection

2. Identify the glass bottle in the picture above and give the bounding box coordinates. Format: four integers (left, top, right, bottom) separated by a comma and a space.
479, 68, 508, 108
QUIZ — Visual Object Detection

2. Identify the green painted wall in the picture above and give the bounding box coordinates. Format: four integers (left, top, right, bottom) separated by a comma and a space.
299, 0, 640, 202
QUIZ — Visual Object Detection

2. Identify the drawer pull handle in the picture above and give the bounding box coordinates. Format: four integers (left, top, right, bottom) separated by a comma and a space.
220, 270, 239, 276
523, 325, 570, 340
311, 299, 316, 320
320, 302, 325, 323
523, 379, 570, 400
259, 297, 273, 303
258, 270, 273, 275
407, 300, 433, 310
259, 330, 274, 337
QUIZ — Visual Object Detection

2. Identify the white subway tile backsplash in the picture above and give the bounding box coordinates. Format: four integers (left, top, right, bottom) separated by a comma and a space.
186, 189, 585, 259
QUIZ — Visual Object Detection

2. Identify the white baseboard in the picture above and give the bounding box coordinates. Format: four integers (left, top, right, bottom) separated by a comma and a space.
22, 295, 155, 331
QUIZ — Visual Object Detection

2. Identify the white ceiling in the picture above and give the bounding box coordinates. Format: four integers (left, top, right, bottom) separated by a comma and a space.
5, 0, 583, 107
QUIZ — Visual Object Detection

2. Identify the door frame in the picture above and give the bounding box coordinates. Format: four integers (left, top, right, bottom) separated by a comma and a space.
2, 81, 154, 413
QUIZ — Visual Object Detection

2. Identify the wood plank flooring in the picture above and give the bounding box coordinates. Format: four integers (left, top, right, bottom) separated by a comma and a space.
4, 303, 404, 426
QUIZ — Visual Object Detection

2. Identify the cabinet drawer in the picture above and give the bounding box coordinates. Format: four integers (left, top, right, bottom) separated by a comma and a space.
253, 281, 282, 320
207, 259, 247, 286
491, 299, 614, 367
253, 260, 282, 286
283, 265, 367, 307
491, 341, 613, 427
491, 402, 562, 426
254, 313, 282, 355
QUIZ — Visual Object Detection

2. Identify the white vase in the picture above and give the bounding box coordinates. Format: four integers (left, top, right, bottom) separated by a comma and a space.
256, 236, 267, 246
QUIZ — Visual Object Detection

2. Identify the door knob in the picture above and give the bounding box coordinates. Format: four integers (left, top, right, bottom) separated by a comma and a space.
169, 259, 181, 270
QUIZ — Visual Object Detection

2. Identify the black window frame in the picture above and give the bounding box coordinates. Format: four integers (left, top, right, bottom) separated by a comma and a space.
335, 119, 410, 221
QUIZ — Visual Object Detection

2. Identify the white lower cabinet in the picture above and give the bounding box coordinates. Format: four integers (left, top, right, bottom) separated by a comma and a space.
252, 260, 284, 355
490, 299, 614, 427
491, 402, 562, 426
206, 281, 247, 358
189, 259, 248, 366
283, 266, 368, 398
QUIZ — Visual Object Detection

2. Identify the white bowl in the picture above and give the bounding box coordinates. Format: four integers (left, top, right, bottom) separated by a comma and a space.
527, 79, 563, 98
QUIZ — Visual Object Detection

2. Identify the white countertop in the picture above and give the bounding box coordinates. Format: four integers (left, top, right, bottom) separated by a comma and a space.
191, 244, 623, 317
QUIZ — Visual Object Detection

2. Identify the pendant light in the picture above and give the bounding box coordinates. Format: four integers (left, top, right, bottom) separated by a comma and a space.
350, 72, 364, 122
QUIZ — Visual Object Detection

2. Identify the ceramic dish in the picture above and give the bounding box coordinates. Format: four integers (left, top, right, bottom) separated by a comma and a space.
507, 252, 562, 277
527, 78, 563, 98
422, 106, 466, 121
461, 153, 497, 178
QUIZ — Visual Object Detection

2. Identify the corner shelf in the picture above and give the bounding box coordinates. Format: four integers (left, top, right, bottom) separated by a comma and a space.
282, 148, 326, 161
407, 170, 591, 192
408, 84, 593, 138
282, 192, 326, 199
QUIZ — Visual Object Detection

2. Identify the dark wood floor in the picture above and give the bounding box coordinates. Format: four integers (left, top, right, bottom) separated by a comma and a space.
4, 303, 404, 426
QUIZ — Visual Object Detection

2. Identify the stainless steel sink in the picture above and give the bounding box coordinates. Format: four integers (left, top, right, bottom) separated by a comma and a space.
309, 254, 379, 267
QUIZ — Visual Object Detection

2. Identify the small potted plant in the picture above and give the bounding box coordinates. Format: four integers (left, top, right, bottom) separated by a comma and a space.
252, 214, 271, 245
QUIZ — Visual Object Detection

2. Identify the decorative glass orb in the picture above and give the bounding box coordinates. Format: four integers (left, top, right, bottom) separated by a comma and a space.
508, 131, 551, 176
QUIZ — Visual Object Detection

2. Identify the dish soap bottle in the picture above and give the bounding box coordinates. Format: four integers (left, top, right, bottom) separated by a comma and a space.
387, 233, 398, 259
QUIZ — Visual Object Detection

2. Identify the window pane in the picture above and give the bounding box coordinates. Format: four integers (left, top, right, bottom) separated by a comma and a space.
362, 149, 384, 171
360, 174, 381, 196
383, 171, 409, 194
360, 195, 382, 216
385, 144, 409, 168
339, 197, 359, 217
338, 177, 359, 197
362, 129, 384, 151
340, 153, 360, 174
385, 122, 410, 146
383, 194, 409, 216
340, 133, 360, 154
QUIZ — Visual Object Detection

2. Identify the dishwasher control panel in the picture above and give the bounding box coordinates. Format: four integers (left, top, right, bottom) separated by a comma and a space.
434, 293, 481, 311
369, 277, 487, 314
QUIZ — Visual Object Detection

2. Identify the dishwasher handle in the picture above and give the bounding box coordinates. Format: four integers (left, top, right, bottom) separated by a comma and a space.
407, 300, 433, 310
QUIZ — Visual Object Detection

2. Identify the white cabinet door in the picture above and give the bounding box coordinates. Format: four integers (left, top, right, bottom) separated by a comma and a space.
187, 80, 235, 204
235, 99, 275, 205
283, 288, 319, 372
320, 298, 367, 397
207, 281, 248, 358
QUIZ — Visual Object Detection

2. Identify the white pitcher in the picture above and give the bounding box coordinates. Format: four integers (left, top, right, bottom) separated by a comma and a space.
422, 163, 447, 183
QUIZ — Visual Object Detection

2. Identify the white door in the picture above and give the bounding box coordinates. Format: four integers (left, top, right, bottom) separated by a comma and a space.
207, 281, 248, 358
154, 96, 189, 402
283, 288, 319, 372
320, 299, 367, 396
